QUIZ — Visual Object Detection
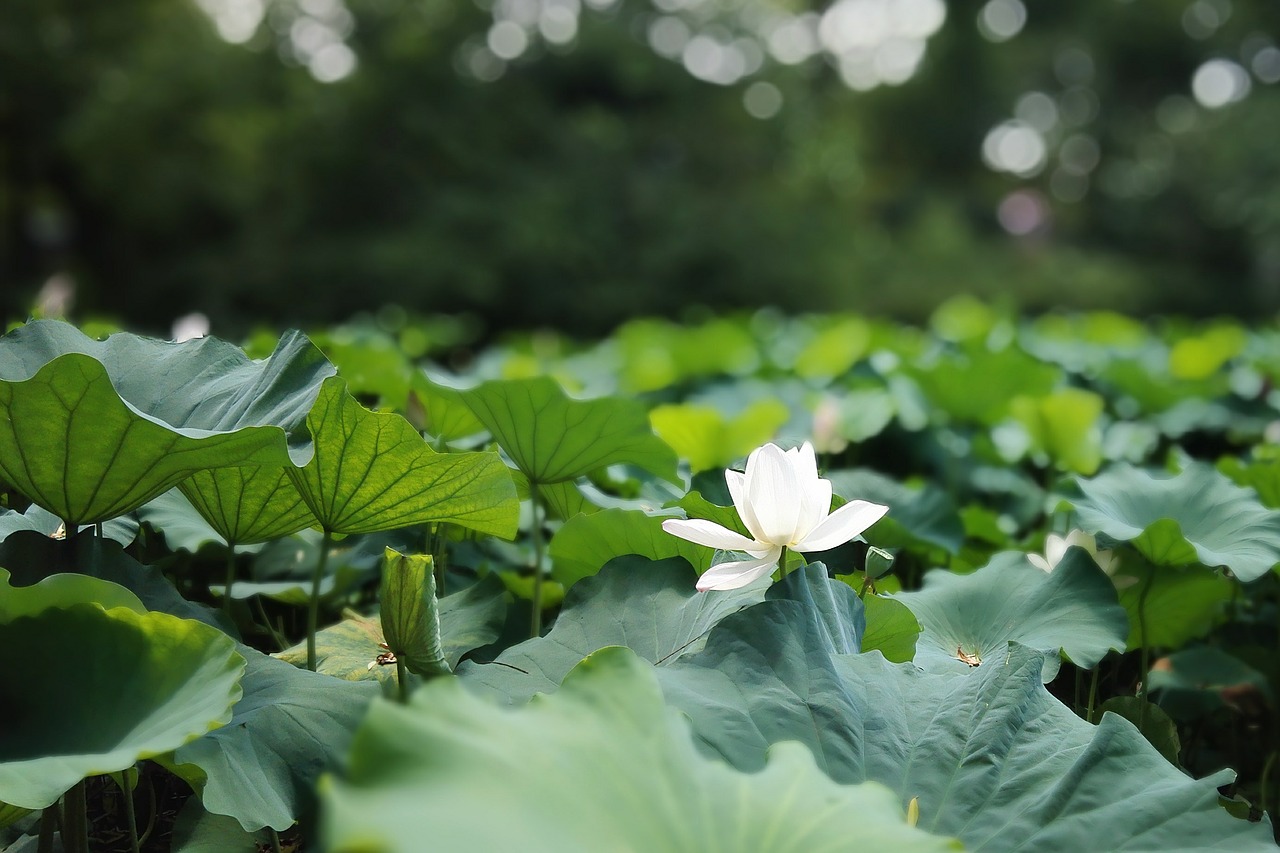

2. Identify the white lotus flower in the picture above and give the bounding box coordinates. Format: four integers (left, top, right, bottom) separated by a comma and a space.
662, 442, 889, 592
1028, 529, 1116, 574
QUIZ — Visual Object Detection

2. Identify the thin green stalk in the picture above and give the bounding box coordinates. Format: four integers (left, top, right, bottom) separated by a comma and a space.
37, 805, 57, 853
1087, 666, 1100, 724
1261, 751, 1277, 818
114, 771, 140, 853
396, 657, 409, 704
253, 597, 289, 652
1073, 666, 1082, 717
307, 529, 334, 672
777, 545, 789, 580
223, 544, 238, 620
62, 780, 88, 853
529, 485, 546, 638
858, 574, 874, 600
1136, 570, 1155, 729
269, 828, 284, 853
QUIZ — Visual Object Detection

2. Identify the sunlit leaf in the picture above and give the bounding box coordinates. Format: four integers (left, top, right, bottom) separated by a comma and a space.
288, 377, 519, 537
178, 466, 318, 545
453, 376, 679, 485
323, 647, 959, 853
0, 354, 289, 526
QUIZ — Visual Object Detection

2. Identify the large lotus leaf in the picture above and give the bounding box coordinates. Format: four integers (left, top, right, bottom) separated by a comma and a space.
0, 354, 290, 526
549, 508, 712, 588
288, 377, 518, 537
0, 320, 334, 437
1219, 451, 1280, 508
436, 572, 508, 668
178, 466, 318, 545
137, 488, 254, 554
648, 399, 789, 473
766, 563, 864, 656
826, 469, 965, 555
458, 556, 767, 703
1148, 646, 1272, 721
892, 549, 1128, 680
0, 604, 244, 809
322, 647, 960, 853
1073, 463, 1280, 582
1116, 562, 1234, 650
656, 602, 1275, 851
166, 647, 379, 833
0, 568, 144, 619
450, 375, 679, 484
0, 503, 137, 546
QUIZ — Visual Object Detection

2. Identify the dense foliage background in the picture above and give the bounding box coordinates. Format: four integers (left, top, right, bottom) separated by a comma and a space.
6, 0, 1280, 334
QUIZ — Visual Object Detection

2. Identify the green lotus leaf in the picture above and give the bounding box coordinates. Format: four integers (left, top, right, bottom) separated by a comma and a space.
276, 610, 397, 686
649, 399, 789, 473
1115, 562, 1233, 650
1098, 697, 1182, 766
288, 377, 519, 537
0, 567, 144, 619
793, 316, 872, 379
178, 466, 318, 546
892, 549, 1128, 680
826, 469, 965, 555
0, 321, 334, 437
0, 354, 289, 526
0, 604, 244, 809
436, 573, 508, 668
409, 371, 486, 442
322, 647, 960, 853
656, 603, 1275, 851
137, 488, 258, 554
451, 375, 679, 485
1007, 387, 1105, 475
380, 549, 448, 677
1073, 462, 1280, 582
165, 647, 379, 833
858, 593, 920, 663
0, 530, 223, 624
0, 503, 137, 546
909, 346, 1062, 425
459, 556, 766, 703
549, 508, 712, 589
1219, 450, 1280, 507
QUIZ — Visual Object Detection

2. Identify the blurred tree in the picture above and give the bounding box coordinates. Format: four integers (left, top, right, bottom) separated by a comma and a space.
3, 0, 1279, 334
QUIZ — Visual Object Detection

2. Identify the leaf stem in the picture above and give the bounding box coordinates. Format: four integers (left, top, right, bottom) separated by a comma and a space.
396, 656, 409, 704
1087, 666, 1100, 724
307, 529, 334, 672
37, 805, 57, 853
269, 828, 284, 853
62, 780, 88, 853
1135, 569, 1155, 729
223, 543, 238, 620
777, 545, 789, 580
114, 771, 140, 853
529, 484, 546, 638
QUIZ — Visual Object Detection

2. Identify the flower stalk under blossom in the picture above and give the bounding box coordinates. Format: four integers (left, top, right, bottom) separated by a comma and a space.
663, 442, 889, 591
